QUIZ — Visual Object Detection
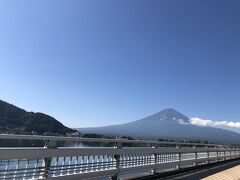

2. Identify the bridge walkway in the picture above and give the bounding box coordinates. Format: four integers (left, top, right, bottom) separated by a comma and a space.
203, 164, 240, 180
141, 159, 240, 180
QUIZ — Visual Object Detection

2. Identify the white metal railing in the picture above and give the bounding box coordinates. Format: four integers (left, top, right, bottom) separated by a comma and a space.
0, 147, 240, 179
0, 135, 239, 180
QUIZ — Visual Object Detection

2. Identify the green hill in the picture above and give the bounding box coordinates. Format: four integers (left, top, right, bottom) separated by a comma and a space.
0, 100, 75, 135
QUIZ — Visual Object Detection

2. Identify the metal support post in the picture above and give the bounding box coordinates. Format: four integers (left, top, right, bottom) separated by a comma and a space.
43, 157, 52, 178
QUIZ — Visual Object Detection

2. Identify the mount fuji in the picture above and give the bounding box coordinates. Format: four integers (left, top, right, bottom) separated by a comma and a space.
78, 109, 240, 144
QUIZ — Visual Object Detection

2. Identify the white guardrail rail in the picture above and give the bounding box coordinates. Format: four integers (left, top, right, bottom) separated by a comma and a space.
0, 134, 239, 180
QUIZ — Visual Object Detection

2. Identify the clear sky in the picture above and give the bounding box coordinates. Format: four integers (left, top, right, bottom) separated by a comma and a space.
0, 0, 240, 128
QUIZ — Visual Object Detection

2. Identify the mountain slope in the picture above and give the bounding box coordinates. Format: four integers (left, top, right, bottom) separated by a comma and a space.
78, 109, 240, 144
0, 100, 75, 135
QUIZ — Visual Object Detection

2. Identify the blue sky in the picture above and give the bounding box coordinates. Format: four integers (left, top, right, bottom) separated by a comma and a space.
0, 0, 240, 128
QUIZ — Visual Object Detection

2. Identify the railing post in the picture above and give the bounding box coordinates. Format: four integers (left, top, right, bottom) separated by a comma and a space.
206, 151, 210, 164
111, 154, 120, 180
194, 152, 197, 166
42, 140, 55, 178
177, 152, 181, 169
153, 150, 158, 174
43, 157, 52, 178
111, 142, 122, 180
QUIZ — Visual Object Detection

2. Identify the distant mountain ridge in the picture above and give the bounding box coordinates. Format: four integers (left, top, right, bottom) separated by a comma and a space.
0, 100, 75, 135
78, 109, 240, 144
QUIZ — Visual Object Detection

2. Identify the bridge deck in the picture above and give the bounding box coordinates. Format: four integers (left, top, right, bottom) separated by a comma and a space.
203, 165, 240, 180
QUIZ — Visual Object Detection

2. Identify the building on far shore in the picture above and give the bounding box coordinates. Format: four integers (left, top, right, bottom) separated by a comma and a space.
66, 132, 80, 137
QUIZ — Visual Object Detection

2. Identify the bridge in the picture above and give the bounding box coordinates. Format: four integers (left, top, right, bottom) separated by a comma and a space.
0, 134, 239, 180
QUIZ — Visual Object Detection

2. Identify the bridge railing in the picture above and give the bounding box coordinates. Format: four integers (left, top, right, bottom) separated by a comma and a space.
0, 134, 239, 180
